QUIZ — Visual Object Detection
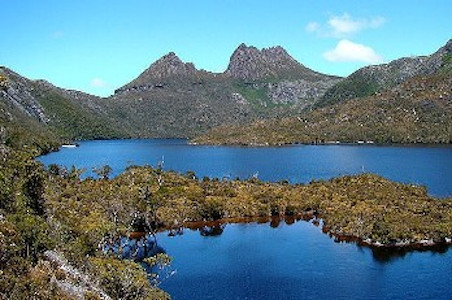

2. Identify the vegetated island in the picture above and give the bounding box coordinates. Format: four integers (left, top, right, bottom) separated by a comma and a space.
191, 74, 452, 146
45, 165, 452, 248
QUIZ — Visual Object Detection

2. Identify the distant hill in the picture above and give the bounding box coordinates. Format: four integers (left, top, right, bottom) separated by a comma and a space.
192, 73, 452, 145
317, 39, 452, 107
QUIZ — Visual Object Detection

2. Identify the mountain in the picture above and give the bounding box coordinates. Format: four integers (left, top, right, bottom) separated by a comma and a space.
225, 44, 341, 107
317, 39, 452, 107
225, 43, 325, 81
107, 45, 341, 137
117, 52, 200, 91
108, 52, 253, 138
0, 67, 127, 145
1, 40, 450, 143
192, 73, 452, 145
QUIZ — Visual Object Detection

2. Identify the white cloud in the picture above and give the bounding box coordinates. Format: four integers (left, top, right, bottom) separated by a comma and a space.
306, 13, 386, 38
305, 22, 319, 33
90, 78, 109, 88
323, 39, 383, 64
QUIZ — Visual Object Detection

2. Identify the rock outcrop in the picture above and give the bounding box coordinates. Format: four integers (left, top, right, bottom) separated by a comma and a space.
0, 67, 49, 123
225, 43, 333, 81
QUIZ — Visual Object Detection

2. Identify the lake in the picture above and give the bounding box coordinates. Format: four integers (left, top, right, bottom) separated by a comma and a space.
39, 139, 452, 197
156, 220, 452, 300
38, 139, 452, 299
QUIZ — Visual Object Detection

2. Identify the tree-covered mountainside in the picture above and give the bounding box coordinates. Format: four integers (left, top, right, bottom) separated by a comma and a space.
0, 72, 170, 298
0, 67, 129, 141
0, 79, 60, 154
192, 73, 452, 145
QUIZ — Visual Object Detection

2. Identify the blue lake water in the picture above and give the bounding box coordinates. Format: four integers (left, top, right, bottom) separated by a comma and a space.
38, 139, 452, 299
39, 139, 452, 197
156, 221, 452, 300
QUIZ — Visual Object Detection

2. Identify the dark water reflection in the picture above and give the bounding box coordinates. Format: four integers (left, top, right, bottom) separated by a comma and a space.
156, 220, 452, 300
369, 244, 451, 264
38, 139, 452, 197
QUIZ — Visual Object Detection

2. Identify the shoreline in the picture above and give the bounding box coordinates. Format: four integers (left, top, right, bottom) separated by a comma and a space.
189, 140, 452, 148
152, 212, 452, 251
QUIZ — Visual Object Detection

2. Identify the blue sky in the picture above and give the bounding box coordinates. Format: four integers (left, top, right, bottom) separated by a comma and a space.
1, 1, 451, 97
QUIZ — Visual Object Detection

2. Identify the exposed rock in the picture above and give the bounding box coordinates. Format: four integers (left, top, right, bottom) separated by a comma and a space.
43, 250, 112, 300
225, 43, 337, 82
122, 52, 199, 90
267, 78, 341, 107
0, 67, 49, 123
231, 92, 248, 105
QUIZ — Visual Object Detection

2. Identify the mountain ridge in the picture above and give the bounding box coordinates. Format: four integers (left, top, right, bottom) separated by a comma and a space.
107, 43, 341, 137
1, 39, 450, 143
224, 43, 331, 81
317, 38, 452, 107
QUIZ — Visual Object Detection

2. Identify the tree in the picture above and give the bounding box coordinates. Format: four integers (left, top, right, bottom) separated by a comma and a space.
93, 165, 113, 180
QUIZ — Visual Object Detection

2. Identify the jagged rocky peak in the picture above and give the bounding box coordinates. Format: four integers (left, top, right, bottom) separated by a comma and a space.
225, 43, 313, 80
145, 52, 197, 79
131, 52, 198, 84
437, 38, 452, 54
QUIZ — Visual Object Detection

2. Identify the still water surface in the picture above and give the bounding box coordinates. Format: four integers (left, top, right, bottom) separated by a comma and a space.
38, 139, 452, 299
156, 221, 452, 300
39, 139, 452, 197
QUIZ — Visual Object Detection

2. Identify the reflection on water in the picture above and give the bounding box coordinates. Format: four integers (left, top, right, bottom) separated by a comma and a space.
103, 234, 165, 261
180, 218, 451, 262
200, 225, 225, 236
157, 220, 452, 300
369, 243, 450, 264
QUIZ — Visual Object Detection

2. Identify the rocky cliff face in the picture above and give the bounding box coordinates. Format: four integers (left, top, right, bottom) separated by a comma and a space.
225, 43, 327, 81
0, 67, 49, 123
318, 39, 452, 107
223, 44, 342, 108
267, 79, 340, 106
